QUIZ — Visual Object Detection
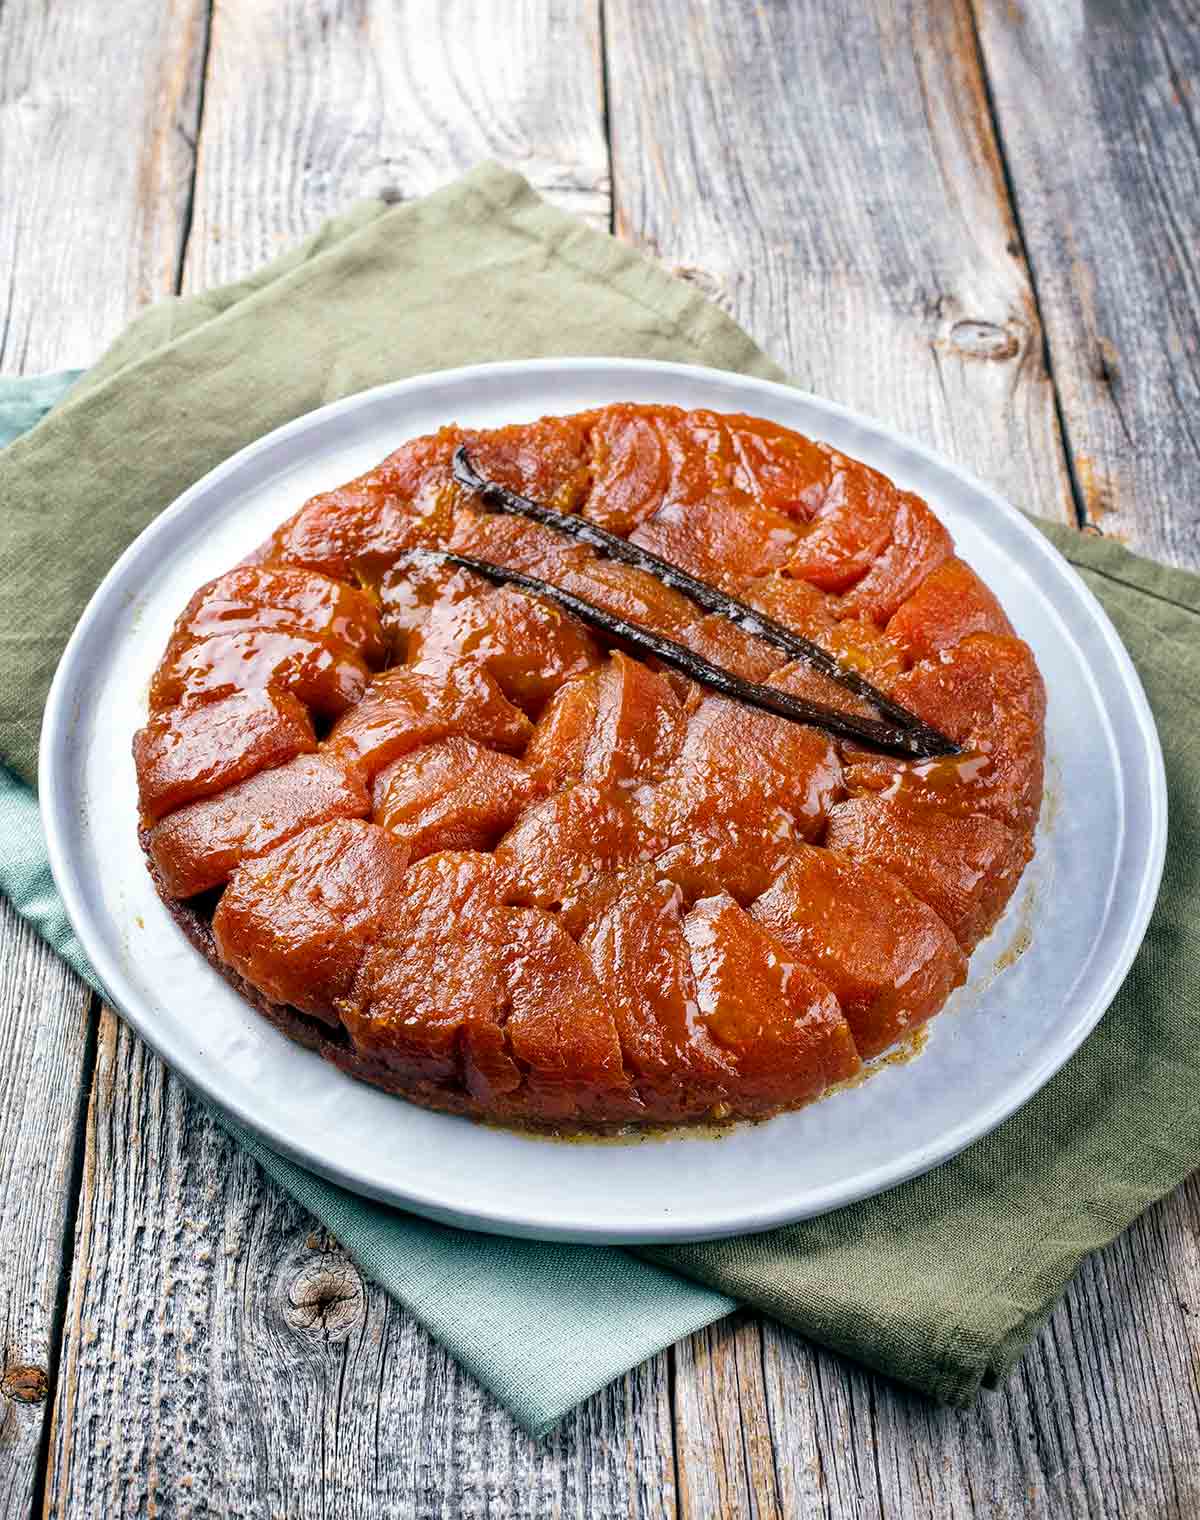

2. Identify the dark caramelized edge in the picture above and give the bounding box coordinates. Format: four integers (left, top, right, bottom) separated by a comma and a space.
140, 835, 876, 1137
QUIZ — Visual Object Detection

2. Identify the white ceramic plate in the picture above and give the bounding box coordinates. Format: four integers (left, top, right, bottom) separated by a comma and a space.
40, 359, 1167, 1244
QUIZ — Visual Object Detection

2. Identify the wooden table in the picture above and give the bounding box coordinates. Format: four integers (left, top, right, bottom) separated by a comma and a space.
2, 2, 1197, 1514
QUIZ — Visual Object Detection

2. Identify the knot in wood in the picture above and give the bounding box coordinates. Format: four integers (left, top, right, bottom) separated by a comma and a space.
360, 162, 412, 206
1093, 336, 1119, 385
948, 319, 1020, 361
2, 1362, 49, 1404
282, 1254, 366, 1342
671, 264, 728, 304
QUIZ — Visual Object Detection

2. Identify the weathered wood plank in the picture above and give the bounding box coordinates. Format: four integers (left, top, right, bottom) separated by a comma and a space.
45, 1013, 677, 1518
181, 0, 610, 294
604, 0, 1074, 527
0, 4, 207, 1512
0, 0, 209, 370
672, 1315, 780, 1520
42, 3, 677, 1512
0, 904, 93, 1520
973, 0, 1200, 565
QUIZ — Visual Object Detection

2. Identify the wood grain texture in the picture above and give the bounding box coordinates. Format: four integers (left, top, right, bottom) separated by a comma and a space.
604, 0, 1074, 528
0, 0, 209, 369
672, 1315, 780, 1520
181, 0, 610, 293
0, 5, 207, 1510
0, 904, 93, 1520
664, 1173, 1200, 1520
974, 0, 1200, 566
45, 1013, 677, 1519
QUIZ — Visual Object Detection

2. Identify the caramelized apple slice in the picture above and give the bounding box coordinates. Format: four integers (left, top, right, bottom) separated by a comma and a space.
682, 893, 859, 1108
733, 572, 835, 639
148, 752, 369, 898
134, 689, 316, 824
341, 851, 635, 1120
378, 560, 475, 649
582, 404, 746, 537
581, 877, 736, 1120
558, 556, 698, 639
162, 564, 387, 666
447, 509, 587, 581
651, 837, 802, 907
816, 617, 907, 683
664, 696, 844, 833
631, 489, 800, 580
664, 409, 739, 495
673, 614, 786, 683
406, 584, 600, 713
149, 628, 369, 720
643, 695, 844, 900
494, 783, 664, 911
498, 907, 638, 1123
523, 671, 601, 790
842, 749, 1004, 820
885, 556, 1015, 662
583, 405, 674, 535
525, 654, 685, 790
725, 414, 834, 519
894, 630, 1045, 733
880, 633, 1046, 832
212, 818, 411, 1022
539, 862, 648, 935
836, 492, 952, 624
785, 460, 900, 592
327, 663, 530, 783
751, 846, 967, 1059
339, 852, 516, 1091
373, 737, 546, 860
257, 415, 589, 583
762, 619, 908, 722
256, 435, 455, 581
825, 794, 1026, 950
461, 414, 592, 510
583, 653, 686, 783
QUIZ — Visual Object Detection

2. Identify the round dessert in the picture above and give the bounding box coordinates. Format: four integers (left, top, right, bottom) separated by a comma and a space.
134, 405, 1045, 1129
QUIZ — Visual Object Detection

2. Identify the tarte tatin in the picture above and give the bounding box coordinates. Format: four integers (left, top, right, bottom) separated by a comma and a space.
135, 405, 1045, 1129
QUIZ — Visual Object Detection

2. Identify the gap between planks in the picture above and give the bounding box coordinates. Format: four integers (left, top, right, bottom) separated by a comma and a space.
172, 0, 217, 296
27, 997, 102, 1520
963, 0, 1089, 533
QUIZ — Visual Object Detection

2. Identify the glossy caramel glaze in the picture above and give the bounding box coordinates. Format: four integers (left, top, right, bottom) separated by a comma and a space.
212, 818, 411, 1022
134, 688, 316, 824
134, 404, 1045, 1128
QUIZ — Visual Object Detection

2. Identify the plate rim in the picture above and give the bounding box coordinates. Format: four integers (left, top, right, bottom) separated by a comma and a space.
39, 356, 1169, 1243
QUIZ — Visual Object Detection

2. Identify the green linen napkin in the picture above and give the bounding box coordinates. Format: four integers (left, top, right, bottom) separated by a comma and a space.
3, 164, 1197, 1427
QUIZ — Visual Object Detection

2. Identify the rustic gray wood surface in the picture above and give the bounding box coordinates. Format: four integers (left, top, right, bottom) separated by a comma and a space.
1, 1, 1197, 1515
